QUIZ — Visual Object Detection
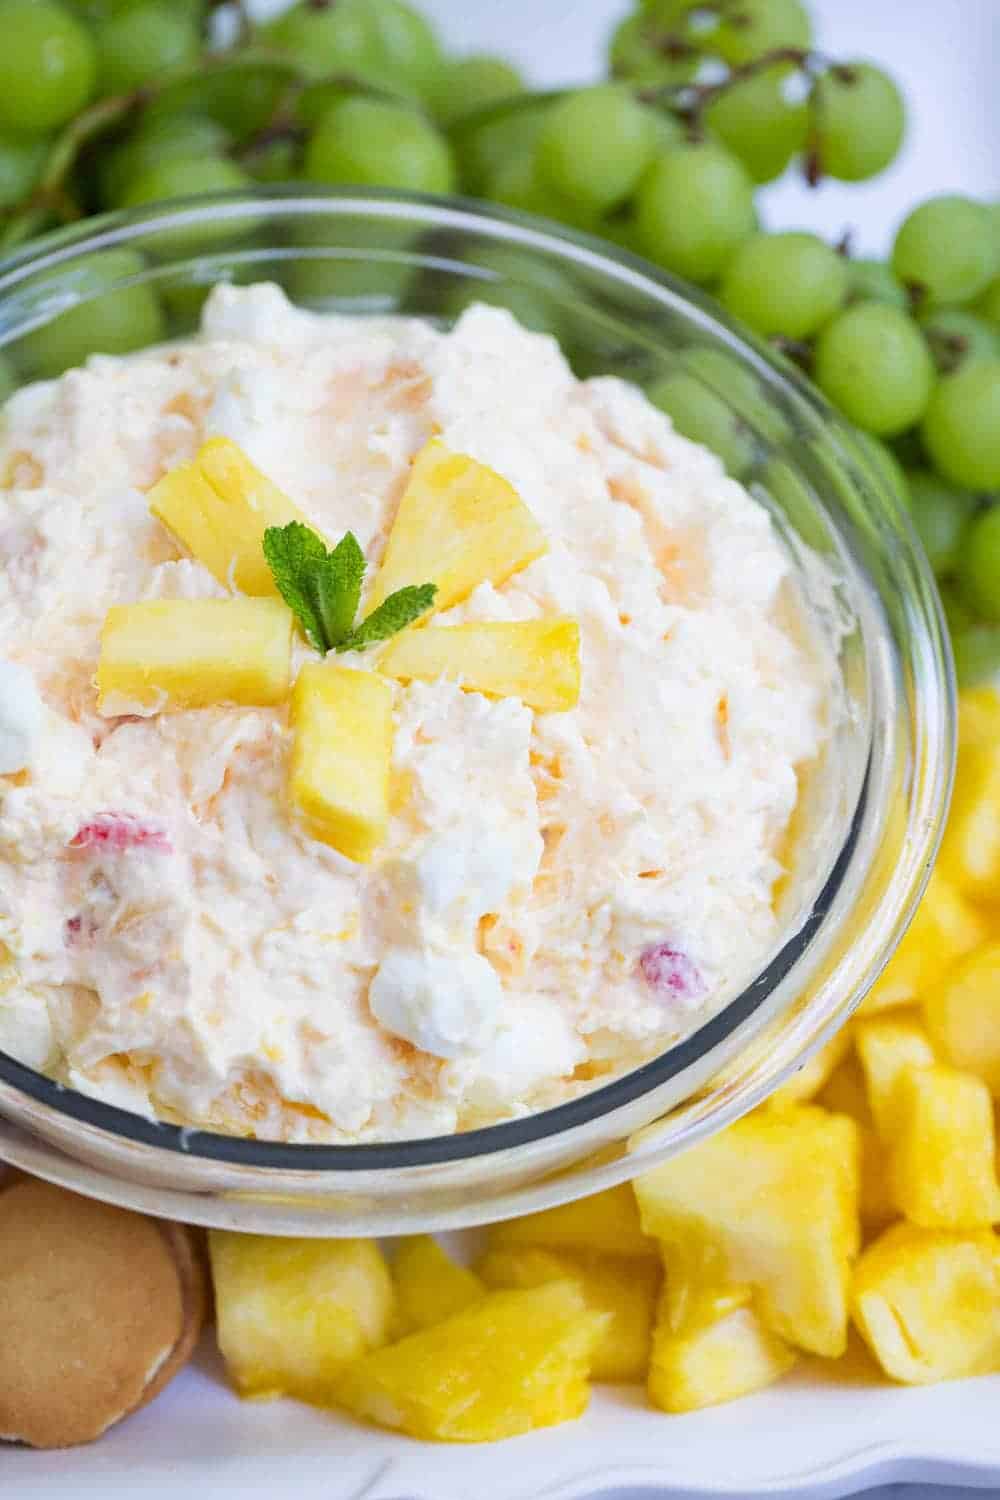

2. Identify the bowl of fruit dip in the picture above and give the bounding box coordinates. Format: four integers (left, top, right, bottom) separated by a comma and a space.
0, 191, 952, 1235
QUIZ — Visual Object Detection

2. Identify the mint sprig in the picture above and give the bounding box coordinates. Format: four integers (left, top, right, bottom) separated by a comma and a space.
263, 522, 435, 656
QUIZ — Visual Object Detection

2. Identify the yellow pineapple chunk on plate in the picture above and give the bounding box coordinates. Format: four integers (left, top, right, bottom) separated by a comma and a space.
634, 1105, 860, 1357
96, 597, 292, 715
378, 619, 580, 713
852, 1221, 1000, 1383
392, 1236, 484, 1335
333, 1281, 607, 1442
486, 1183, 656, 1260
886, 1063, 1000, 1230
925, 941, 1000, 1095
208, 1233, 395, 1403
818, 1058, 897, 1234
289, 664, 392, 863
855, 1009, 936, 1140
477, 1245, 660, 1382
938, 733, 1000, 900
149, 437, 312, 595
647, 1277, 796, 1414
368, 439, 547, 612
861, 870, 988, 1014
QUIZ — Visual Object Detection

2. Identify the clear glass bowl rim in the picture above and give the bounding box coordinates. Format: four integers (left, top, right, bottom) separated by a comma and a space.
0, 186, 955, 1173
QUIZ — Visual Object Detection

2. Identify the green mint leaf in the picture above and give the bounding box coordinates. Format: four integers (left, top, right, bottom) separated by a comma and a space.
337, 583, 437, 654
262, 522, 329, 653
312, 530, 366, 650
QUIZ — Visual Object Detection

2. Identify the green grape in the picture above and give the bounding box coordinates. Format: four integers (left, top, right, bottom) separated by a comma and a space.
246, 138, 299, 184
846, 257, 908, 310
15, 249, 164, 381
647, 370, 755, 478
922, 359, 1000, 491
120, 157, 256, 253
486, 151, 596, 232
892, 196, 998, 308
288, 220, 417, 311
264, 1, 373, 82
429, 56, 523, 127
635, 141, 756, 285
905, 469, 977, 575
142, 61, 297, 143
919, 307, 1000, 375
720, 232, 848, 339
267, 0, 441, 98
96, 3, 200, 95
0, 133, 48, 211
705, 63, 808, 184
958, 505, 1000, 623
978, 277, 1000, 330
643, 107, 684, 152
683, 344, 790, 444
704, 0, 811, 64
608, 11, 698, 89
937, 580, 974, 637
305, 97, 455, 194
452, 98, 552, 197
98, 116, 231, 207
813, 302, 935, 437
0, 353, 17, 404
536, 86, 656, 217
953, 625, 1000, 688
0, 0, 96, 133
812, 63, 905, 182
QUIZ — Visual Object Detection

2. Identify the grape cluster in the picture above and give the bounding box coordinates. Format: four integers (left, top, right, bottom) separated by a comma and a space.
0, 0, 996, 670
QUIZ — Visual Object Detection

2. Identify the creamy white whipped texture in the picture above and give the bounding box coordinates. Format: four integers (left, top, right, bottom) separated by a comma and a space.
0, 284, 836, 1141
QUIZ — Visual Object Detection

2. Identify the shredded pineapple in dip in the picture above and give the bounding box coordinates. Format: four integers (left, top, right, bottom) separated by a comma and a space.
0, 285, 835, 1141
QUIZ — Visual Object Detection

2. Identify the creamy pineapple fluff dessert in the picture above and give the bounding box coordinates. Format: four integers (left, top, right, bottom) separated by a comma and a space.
0, 284, 835, 1142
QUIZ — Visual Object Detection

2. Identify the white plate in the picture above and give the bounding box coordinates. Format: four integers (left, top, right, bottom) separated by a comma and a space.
6, 1340, 1000, 1499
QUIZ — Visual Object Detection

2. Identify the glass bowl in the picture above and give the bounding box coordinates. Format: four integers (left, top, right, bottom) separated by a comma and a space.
0, 189, 954, 1235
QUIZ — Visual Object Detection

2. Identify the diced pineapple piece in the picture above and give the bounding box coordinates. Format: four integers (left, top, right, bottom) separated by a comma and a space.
855, 1010, 936, 1140
647, 1278, 797, 1414
486, 1183, 656, 1260
634, 1106, 860, 1357
208, 1232, 394, 1403
333, 1281, 607, 1442
96, 598, 292, 716
925, 942, 1000, 1095
852, 1221, 1000, 1383
149, 437, 311, 595
938, 733, 1000, 900
378, 619, 580, 713
288, 664, 392, 863
770, 1026, 853, 1106
477, 1245, 660, 1382
862, 871, 989, 1014
818, 1059, 898, 1234
887, 1063, 1000, 1230
392, 1236, 484, 1335
369, 439, 547, 612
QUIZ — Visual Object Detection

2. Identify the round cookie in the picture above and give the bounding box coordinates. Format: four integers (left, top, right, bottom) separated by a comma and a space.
135, 1222, 209, 1412
0, 1180, 187, 1448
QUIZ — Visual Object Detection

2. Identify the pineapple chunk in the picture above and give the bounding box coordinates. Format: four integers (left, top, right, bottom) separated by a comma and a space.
333, 1281, 607, 1442
634, 1106, 860, 1357
96, 598, 292, 715
852, 1221, 1000, 1383
938, 735, 1000, 900
855, 1010, 936, 1140
887, 1063, 1000, 1229
477, 1245, 660, 1382
925, 942, 1000, 1095
770, 1026, 853, 1106
378, 619, 580, 713
647, 1278, 796, 1414
819, 1060, 897, 1233
149, 437, 311, 595
368, 439, 547, 612
392, 1236, 484, 1334
486, 1183, 656, 1260
288, 664, 392, 863
862, 870, 988, 1014
208, 1232, 394, 1403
